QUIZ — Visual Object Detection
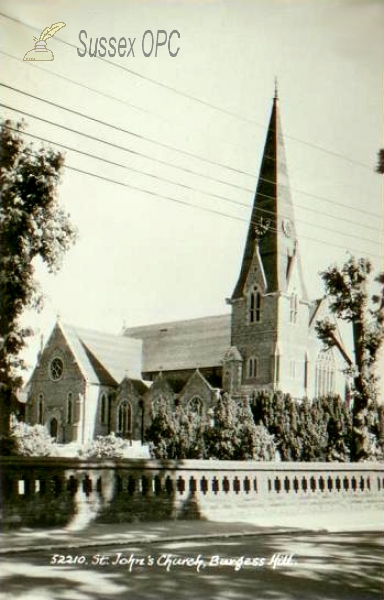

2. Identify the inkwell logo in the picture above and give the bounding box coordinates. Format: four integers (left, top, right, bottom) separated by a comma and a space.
23, 22, 66, 61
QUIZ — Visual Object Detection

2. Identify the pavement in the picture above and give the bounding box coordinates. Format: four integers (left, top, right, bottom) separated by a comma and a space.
1, 509, 382, 555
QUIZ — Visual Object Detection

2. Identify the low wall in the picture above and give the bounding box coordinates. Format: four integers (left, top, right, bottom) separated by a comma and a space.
1, 458, 383, 528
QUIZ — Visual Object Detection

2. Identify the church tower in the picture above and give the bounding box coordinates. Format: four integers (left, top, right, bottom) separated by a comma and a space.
228, 88, 310, 398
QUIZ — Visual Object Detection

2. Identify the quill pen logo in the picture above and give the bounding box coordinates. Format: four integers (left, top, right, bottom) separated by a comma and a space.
24, 22, 66, 61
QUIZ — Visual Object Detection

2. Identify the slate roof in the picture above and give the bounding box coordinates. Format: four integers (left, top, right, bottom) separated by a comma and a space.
123, 314, 231, 373
61, 322, 143, 385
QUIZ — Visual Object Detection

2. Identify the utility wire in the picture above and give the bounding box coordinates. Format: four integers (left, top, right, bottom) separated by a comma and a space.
9, 125, 382, 248
3, 125, 382, 259
0, 102, 252, 193
64, 164, 384, 259
2, 105, 382, 240
6, 125, 249, 210
1, 95, 381, 221
0, 11, 374, 170
0, 83, 256, 180
0, 49, 375, 196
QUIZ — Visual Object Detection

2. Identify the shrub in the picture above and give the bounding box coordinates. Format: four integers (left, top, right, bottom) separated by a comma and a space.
78, 433, 127, 459
146, 399, 205, 459
204, 393, 276, 460
9, 419, 57, 456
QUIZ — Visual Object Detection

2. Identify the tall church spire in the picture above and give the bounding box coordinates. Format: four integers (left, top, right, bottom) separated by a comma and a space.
232, 90, 306, 299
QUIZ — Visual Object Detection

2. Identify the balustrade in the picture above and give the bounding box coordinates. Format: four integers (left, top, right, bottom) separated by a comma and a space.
1, 458, 382, 528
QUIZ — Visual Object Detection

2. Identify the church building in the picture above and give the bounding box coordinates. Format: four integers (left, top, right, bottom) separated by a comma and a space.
25, 93, 347, 444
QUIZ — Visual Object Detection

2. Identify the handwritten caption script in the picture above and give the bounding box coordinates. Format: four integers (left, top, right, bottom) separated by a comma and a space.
49, 553, 298, 572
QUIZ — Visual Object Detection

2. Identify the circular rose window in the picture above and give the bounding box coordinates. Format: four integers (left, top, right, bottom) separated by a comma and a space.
50, 357, 64, 381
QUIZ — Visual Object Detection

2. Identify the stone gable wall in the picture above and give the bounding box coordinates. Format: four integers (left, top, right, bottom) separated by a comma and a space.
27, 326, 89, 443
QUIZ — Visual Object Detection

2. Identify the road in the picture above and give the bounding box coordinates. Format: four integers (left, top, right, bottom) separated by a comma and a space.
1, 530, 383, 600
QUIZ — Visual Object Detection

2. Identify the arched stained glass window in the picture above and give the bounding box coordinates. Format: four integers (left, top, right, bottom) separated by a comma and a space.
315, 349, 336, 397
118, 401, 132, 435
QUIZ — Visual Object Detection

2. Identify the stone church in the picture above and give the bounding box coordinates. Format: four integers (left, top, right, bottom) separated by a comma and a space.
25, 93, 347, 444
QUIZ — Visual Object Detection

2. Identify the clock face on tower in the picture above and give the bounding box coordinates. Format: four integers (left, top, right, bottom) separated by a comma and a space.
282, 218, 292, 237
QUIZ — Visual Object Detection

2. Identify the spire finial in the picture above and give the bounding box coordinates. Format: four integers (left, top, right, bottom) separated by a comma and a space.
274, 77, 279, 101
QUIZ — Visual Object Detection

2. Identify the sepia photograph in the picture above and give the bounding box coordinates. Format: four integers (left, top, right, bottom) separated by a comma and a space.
0, 1, 383, 599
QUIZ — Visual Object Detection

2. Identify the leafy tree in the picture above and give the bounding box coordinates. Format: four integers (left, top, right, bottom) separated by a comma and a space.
146, 399, 206, 459
204, 393, 239, 460
173, 404, 205, 459
146, 398, 177, 459
322, 395, 352, 462
205, 393, 276, 460
251, 390, 354, 462
296, 397, 325, 461
251, 391, 301, 460
0, 119, 77, 438
376, 149, 384, 174
315, 256, 384, 460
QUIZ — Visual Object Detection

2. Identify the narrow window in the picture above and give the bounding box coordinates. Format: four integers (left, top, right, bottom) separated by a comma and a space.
67, 392, 73, 425
100, 393, 109, 425
247, 357, 258, 378
304, 354, 309, 391
118, 401, 132, 436
249, 287, 262, 323
37, 394, 44, 425
290, 293, 298, 324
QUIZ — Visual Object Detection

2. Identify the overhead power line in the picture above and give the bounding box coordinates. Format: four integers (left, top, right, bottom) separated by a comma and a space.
64, 165, 384, 259
3, 124, 382, 260
0, 83, 255, 180
0, 101, 252, 193
0, 49, 376, 196
0, 11, 373, 170
0, 92, 381, 221
6, 124, 382, 248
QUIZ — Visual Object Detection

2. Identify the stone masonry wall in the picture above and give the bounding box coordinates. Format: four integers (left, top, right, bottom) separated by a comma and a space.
27, 326, 88, 444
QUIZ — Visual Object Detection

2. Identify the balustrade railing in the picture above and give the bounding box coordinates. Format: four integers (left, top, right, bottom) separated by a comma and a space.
1, 458, 383, 527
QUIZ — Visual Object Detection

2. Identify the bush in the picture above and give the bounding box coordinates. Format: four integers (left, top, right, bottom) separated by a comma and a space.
204, 393, 276, 460
8, 419, 57, 456
78, 433, 127, 459
251, 391, 357, 462
146, 399, 205, 459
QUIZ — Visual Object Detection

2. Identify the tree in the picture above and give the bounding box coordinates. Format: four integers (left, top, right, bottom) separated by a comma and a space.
173, 404, 205, 459
205, 393, 276, 460
0, 118, 77, 437
146, 398, 177, 459
376, 149, 384, 174
204, 393, 238, 460
316, 256, 384, 460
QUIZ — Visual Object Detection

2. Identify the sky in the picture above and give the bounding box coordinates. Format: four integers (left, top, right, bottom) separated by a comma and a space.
0, 0, 383, 380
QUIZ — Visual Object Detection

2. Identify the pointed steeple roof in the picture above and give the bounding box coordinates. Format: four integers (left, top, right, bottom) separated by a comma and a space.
232, 92, 307, 299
